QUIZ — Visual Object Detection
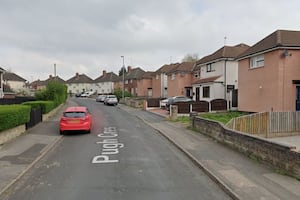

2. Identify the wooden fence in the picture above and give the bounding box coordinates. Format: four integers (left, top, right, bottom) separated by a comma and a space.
145, 98, 226, 113
226, 112, 300, 138
0, 96, 36, 105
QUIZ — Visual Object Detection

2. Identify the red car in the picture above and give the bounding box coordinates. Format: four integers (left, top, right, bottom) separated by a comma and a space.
59, 106, 91, 134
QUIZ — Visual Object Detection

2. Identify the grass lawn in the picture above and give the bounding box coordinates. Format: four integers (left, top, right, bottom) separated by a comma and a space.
199, 111, 246, 124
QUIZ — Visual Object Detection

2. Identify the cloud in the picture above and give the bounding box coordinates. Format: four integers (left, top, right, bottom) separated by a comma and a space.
1, 0, 300, 81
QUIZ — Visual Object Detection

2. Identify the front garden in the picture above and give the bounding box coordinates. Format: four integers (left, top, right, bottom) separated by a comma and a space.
0, 81, 67, 132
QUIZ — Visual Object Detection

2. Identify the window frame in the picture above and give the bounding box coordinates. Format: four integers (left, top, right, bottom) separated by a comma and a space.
202, 86, 210, 98
206, 63, 215, 72
250, 54, 264, 69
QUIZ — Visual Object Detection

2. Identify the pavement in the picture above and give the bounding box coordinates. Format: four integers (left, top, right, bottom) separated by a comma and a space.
119, 104, 300, 200
0, 99, 77, 197
0, 100, 300, 200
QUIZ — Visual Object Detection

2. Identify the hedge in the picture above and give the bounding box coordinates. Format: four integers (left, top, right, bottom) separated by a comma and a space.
22, 101, 56, 114
0, 105, 31, 132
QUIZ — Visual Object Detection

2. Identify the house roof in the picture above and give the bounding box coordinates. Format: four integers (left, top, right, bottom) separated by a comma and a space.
167, 62, 195, 74
94, 72, 119, 82
196, 43, 250, 65
125, 67, 145, 80
155, 63, 180, 74
3, 72, 27, 82
142, 71, 155, 79
45, 75, 66, 84
66, 73, 94, 84
237, 30, 300, 59
193, 76, 221, 84
30, 80, 45, 87
0, 67, 5, 72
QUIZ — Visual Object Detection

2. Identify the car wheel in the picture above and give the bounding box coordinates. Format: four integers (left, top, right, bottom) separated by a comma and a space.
87, 129, 91, 134
60, 130, 64, 135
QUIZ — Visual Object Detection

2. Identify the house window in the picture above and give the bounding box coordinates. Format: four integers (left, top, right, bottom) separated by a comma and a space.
148, 89, 152, 97
156, 74, 159, 79
203, 86, 210, 98
206, 64, 215, 72
125, 80, 128, 84
171, 73, 175, 80
250, 54, 264, 69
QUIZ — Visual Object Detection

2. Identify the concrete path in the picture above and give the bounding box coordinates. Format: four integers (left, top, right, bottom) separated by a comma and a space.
120, 105, 300, 200
0, 99, 77, 196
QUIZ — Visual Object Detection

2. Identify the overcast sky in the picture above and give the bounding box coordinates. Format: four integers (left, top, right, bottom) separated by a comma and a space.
1, 0, 300, 82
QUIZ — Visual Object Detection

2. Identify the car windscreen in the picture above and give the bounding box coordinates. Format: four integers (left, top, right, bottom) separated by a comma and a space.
64, 112, 86, 118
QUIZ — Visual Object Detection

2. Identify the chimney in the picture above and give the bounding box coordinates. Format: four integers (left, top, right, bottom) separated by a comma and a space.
103, 70, 106, 76
49, 75, 53, 79
76, 73, 79, 80
127, 66, 132, 72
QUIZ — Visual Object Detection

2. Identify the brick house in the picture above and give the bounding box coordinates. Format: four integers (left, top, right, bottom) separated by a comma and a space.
238, 30, 300, 112
193, 44, 249, 109
152, 63, 179, 98
137, 71, 154, 97
166, 62, 195, 97
30, 75, 66, 91
124, 66, 146, 96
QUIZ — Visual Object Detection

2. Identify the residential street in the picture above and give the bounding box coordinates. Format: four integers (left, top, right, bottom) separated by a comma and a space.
0, 98, 230, 200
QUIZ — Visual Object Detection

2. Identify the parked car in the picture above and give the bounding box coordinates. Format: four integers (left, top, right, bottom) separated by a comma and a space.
104, 95, 118, 106
75, 92, 82, 97
160, 98, 171, 108
80, 91, 94, 98
96, 94, 107, 102
96, 95, 105, 102
59, 106, 91, 134
166, 96, 194, 111
80, 92, 89, 97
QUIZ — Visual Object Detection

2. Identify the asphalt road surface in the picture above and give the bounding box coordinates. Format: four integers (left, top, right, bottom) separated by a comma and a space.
1, 98, 231, 200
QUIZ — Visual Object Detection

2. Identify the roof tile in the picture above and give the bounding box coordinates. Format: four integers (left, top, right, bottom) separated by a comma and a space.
238, 30, 300, 59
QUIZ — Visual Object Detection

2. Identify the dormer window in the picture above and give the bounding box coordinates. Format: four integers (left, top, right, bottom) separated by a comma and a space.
250, 54, 264, 69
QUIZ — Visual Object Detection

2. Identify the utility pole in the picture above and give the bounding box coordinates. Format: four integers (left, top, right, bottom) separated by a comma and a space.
121, 56, 125, 100
54, 63, 56, 77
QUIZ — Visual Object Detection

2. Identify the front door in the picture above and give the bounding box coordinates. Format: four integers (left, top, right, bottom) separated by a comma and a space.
296, 86, 300, 111
196, 87, 200, 101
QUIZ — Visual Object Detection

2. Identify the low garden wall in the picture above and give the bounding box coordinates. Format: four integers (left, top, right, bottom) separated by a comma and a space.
0, 102, 64, 145
0, 125, 25, 145
191, 116, 300, 179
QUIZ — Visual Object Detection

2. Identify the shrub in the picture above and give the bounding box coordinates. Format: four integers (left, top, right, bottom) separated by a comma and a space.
22, 101, 56, 114
35, 80, 67, 106
113, 88, 132, 100
0, 105, 31, 132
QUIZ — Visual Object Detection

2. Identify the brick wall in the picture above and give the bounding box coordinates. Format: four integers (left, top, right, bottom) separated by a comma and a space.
192, 116, 300, 179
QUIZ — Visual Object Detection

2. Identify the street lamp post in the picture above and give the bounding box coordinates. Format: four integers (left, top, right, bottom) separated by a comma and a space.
121, 56, 125, 100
